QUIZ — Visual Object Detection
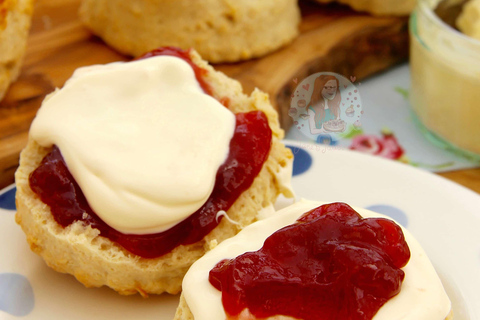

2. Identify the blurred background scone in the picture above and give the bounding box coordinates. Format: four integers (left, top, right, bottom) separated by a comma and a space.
0, 0, 34, 101
78, 0, 301, 63
312, 0, 416, 16
457, 0, 480, 40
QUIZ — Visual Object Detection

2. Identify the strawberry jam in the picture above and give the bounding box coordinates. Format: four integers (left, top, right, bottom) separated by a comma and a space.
138, 47, 213, 95
28, 47, 272, 259
209, 203, 411, 320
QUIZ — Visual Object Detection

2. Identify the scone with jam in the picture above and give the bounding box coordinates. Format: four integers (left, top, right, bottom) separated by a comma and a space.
15, 47, 294, 296
175, 200, 453, 320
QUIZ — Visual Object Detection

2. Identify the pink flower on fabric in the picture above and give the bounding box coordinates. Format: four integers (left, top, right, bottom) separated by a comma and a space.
350, 132, 404, 160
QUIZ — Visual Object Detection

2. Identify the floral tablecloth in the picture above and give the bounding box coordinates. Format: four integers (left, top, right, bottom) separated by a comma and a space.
286, 63, 480, 173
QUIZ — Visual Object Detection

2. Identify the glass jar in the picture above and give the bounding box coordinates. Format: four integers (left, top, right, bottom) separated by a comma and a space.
410, 0, 480, 160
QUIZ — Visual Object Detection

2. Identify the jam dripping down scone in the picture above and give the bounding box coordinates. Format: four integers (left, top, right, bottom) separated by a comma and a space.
78, 0, 301, 63
175, 200, 453, 320
15, 47, 293, 296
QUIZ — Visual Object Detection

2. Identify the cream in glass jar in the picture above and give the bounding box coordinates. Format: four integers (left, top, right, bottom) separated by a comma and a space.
410, 0, 480, 160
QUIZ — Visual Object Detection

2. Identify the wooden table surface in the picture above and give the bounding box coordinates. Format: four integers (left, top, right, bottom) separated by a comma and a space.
1, 0, 479, 195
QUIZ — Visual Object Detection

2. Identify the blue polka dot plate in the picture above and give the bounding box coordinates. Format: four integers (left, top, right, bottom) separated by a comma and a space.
1, 140, 479, 319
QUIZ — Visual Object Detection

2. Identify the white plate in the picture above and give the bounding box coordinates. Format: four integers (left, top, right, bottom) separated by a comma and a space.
1, 140, 479, 319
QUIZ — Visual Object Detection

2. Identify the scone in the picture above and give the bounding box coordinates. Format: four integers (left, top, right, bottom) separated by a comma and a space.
457, 0, 480, 41
15, 47, 294, 296
0, 0, 34, 101
78, 0, 301, 63
312, 0, 416, 16
175, 200, 453, 320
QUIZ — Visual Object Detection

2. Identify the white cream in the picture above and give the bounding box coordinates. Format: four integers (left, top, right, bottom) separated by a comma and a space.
183, 199, 451, 320
30, 56, 236, 235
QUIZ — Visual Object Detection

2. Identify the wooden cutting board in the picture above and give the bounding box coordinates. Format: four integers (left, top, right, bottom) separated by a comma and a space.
0, 0, 409, 189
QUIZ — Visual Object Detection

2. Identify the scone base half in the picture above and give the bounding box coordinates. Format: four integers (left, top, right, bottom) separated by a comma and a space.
14, 50, 293, 296
174, 286, 454, 320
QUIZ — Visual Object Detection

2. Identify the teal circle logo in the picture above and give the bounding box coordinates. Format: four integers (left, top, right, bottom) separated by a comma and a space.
290, 72, 363, 142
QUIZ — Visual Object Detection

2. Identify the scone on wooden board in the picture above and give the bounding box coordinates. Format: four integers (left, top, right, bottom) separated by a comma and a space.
15, 47, 294, 296
312, 0, 416, 16
78, 0, 301, 63
0, 0, 34, 101
457, 0, 480, 41
174, 200, 453, 320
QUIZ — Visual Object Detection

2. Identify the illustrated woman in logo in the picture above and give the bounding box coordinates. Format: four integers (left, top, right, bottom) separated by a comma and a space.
307, 74, 342, 134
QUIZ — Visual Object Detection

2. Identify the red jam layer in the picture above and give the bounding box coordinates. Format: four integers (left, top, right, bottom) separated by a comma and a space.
137, 47, 212, 95
209, 203, 411, 320
29, 111, 271, 258
28, 47, 272, 259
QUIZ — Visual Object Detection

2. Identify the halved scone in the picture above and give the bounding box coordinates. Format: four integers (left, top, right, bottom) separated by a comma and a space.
15, 47, 294, 296
175, 200, 453, 320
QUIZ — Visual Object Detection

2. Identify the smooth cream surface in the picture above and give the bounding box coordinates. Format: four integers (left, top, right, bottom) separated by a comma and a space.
183, 200, 451, 320
30, 56, 236, 235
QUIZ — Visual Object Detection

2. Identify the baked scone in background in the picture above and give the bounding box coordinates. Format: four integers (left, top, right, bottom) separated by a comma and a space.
0, 0, 34, 101
15, 49, 294, 296
312, 0, 416, 16
78, 0, 301, 63
457, 0, 480, 41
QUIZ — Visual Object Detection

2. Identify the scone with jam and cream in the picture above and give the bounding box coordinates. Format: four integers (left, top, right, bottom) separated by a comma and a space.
15, 47, 294, 296
175, 200, 453, 320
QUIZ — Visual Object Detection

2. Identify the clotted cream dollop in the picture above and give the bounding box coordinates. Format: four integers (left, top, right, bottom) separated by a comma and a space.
30, 56, 236, 235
